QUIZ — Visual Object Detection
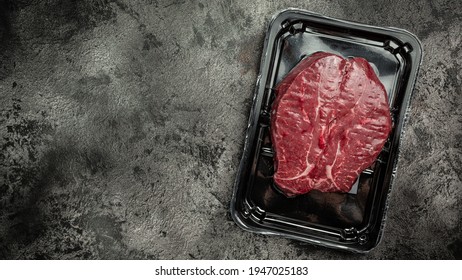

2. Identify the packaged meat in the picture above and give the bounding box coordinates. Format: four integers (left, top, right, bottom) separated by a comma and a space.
230, 9, 422, 252
271, 52, 392, 197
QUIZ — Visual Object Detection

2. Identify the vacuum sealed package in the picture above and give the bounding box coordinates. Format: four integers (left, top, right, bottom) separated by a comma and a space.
230, 9, 422, 253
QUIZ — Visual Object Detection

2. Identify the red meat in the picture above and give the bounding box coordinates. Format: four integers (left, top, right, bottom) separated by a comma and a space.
271, 52, 392, 197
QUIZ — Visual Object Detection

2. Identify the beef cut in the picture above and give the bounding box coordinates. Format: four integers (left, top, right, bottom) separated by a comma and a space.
271, 52, 392, 197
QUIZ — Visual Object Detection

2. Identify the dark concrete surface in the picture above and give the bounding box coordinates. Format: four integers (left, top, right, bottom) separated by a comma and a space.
0, 0, 460, 259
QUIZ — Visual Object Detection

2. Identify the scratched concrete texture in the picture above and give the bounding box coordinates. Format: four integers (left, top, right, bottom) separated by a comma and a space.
0, 0, 460, 259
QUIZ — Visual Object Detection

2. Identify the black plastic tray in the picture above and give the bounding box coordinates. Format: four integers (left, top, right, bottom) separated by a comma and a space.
230, 9, 423, 253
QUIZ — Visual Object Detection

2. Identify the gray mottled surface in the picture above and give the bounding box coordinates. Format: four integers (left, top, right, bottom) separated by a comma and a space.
0, 0, 460, 259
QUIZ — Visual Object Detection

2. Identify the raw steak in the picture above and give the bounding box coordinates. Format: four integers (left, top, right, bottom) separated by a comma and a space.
271, 52, 392, 197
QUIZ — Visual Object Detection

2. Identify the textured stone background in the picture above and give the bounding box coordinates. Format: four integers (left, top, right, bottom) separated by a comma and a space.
0, 0, 460, 259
